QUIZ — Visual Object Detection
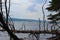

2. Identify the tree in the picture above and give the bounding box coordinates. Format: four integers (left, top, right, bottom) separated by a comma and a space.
46, 0, 60, 29
46, 0, 60, 12
42, 0, 47, 31
0, 0, 21, 40
46, 0, 60, 40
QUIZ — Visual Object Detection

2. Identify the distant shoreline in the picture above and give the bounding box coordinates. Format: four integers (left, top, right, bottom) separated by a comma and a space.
8, 18, 47, 22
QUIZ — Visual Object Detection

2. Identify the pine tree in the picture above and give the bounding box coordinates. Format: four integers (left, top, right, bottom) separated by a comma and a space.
46, 0, 60, 40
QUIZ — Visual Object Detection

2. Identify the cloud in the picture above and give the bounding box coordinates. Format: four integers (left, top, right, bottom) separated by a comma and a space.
27, 4, 37, 12
29, 0, 45, 4
10, 0, 50, 20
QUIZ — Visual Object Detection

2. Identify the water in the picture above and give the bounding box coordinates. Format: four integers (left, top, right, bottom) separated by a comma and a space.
0, 21, 55, 40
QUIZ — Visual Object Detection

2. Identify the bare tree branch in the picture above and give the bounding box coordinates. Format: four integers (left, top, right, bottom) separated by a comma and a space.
42, 0, 47, 31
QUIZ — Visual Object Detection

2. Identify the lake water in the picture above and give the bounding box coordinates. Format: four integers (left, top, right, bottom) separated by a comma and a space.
0, 21, 56, 40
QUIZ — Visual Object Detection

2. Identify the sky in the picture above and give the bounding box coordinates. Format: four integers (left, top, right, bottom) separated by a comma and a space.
9, 0, 51, 20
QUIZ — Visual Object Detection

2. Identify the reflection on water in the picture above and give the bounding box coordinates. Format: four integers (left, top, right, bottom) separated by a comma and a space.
0, 21, 55, 40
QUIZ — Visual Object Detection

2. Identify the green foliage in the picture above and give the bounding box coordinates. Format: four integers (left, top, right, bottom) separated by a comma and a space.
48, 13, 60, 24
46, 0, 60, 12
46, 0, 60, 23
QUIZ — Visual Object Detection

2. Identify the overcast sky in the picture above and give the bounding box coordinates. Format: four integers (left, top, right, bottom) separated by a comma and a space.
9, 0, 51, 20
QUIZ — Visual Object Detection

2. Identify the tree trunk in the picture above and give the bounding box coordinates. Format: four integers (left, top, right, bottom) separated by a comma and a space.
0, 13, 20, 40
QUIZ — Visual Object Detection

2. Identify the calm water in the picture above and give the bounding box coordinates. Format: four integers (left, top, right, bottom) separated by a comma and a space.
0, 21, 55, 40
